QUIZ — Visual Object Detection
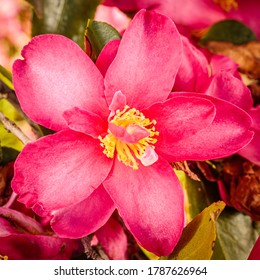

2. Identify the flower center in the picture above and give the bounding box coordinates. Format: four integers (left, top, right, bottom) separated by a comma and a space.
99, 105, 159, 170
213, 0, 238, 12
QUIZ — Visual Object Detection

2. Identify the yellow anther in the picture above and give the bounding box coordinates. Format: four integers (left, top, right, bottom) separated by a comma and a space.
213, 0, 238, 12
99, 105, 159, 170
0, 255, 8, 260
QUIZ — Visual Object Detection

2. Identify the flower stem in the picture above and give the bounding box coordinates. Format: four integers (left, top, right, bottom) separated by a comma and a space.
0, 111, 31, 145
81, 236, 104, 260
0, 81, 43, 139
3, 192, 18, 208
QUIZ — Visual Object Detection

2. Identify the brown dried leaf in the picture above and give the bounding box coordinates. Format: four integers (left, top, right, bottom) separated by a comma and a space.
206, 41, 260, 79
171, 161, 200, 181
161, 201, 225, 260
220, 155, 260, 220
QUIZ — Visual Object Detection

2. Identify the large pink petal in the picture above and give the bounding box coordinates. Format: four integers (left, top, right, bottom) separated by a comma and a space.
143, 95, 216, 159
95, 214, 128, 260
210, 54, 240, 78
174, 36, 210, 92
11, 130, 113, 216
96, 39, 120, 77
104, 9, 182, 109
248, 236, 260, 260
164, 92, 254, 161
51, 185, 115, 238
103, 157, 184, 256
13, 34, 108, 131
63, 107, 108, 138
206, 72, 253, 111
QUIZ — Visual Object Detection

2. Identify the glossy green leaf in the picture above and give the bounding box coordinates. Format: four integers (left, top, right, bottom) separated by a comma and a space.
175, 170, 220, 223
162, 201, 225, 260
0, 65, 13, 90
211, 208, 259, 260
201, 19, 258, 45
85, 20, 121, 61
31, 0, 102, 49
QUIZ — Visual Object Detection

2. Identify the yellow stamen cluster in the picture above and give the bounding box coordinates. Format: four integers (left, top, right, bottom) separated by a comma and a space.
213, 0, 238, 12
99, 105, 159, 170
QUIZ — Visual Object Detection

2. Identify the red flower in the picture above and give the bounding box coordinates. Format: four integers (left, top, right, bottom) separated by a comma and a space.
11, 10, 253, 256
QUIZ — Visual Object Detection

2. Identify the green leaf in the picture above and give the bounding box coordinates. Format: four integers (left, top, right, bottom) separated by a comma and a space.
161, 201, 225, 260
85, 20, 121, 61
140, 247, 159, 260
0, 65, 13, 90
201, 19, 258, 45
211, 207, 259, 260
175, 170, 220, 222
31, 0, 102, 49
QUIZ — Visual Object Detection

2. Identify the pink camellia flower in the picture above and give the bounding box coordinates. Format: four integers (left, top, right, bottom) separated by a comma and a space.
11, 10, 253, 256
103, 0, 260, 39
